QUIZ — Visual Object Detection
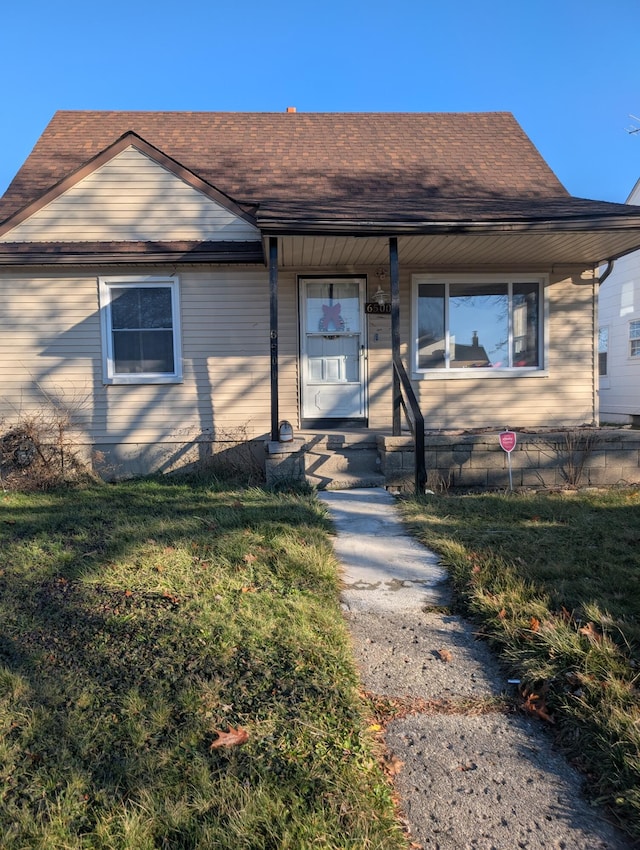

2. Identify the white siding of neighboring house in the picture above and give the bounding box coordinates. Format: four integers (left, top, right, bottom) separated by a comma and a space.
598, 180, 640, 424
0, 147, 259, 243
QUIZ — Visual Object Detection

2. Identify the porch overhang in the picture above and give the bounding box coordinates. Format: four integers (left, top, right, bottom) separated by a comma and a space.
258, 198, 640, 270
261, 225, 640, 273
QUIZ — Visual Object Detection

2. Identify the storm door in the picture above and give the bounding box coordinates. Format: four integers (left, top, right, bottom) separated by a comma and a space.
300, 277, 366, 421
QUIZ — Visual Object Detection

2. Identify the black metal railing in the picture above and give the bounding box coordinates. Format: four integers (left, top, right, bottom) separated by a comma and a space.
392, 353, 427, 494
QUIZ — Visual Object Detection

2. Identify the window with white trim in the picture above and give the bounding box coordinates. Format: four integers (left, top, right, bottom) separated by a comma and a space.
99, 276, 182, 384
413, 275, 544, 374
630, 320, 640, 358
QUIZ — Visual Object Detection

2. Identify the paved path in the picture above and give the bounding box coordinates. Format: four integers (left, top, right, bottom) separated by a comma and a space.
319, 488, 631, 850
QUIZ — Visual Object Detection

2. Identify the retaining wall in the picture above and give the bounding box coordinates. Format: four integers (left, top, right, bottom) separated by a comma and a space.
378, 429, 640, 491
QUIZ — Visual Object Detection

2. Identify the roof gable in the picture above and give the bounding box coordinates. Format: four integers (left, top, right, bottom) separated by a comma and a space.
0, 132, 259, 242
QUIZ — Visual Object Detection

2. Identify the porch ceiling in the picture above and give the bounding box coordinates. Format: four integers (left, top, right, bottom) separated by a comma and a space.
272, 228, 640, 271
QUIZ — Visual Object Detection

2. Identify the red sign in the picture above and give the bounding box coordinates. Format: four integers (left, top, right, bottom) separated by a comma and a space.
499, 431, 517, 453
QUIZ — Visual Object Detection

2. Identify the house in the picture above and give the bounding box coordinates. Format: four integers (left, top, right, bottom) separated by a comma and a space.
598, 179, 640, 426
2, 109, 640, 486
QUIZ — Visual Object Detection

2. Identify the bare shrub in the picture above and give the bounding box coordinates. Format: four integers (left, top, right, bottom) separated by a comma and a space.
540, 428, 602, 488
0, 409, 91, 491
426, 467, 452, 493
197, 425, 266, 485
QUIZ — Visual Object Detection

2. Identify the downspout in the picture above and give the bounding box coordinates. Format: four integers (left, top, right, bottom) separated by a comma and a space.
598, 259, 615, 286
269, 237, 279, 442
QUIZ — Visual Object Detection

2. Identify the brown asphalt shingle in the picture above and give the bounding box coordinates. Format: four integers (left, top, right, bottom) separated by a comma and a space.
0, 111, 571, 226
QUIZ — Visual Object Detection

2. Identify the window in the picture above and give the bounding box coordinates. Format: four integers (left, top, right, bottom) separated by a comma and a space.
630, 321, 640, 358
99, 276, 182, 384
598, 327, 608, 376
413, 275, 543, 374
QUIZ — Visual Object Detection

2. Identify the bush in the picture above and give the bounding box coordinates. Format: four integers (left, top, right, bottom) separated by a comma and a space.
0, 411, 92, 491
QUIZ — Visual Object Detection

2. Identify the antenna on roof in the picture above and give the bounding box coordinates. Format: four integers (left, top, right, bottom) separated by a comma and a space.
626, 114, 640, 135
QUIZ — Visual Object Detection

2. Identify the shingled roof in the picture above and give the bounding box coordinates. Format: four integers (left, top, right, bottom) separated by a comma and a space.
0, 111, 577, 221
1, 110, 640, 245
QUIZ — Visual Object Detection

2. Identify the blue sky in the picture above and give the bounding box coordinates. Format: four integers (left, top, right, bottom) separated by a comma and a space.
2, 0, 639, 203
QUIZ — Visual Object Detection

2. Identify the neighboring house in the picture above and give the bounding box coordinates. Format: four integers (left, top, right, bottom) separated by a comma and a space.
2, 109, 640, 478
598, 179, 640, 426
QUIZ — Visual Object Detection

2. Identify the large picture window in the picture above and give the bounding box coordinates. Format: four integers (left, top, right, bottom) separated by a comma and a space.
413, 275, 543, 374
99, 276, 182, 384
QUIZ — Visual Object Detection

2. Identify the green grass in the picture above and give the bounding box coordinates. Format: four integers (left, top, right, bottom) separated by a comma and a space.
399, 487, 640, 840
0, 478, 406, 850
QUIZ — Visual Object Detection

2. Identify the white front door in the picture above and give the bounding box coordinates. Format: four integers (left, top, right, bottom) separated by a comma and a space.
300, 277, 366, 421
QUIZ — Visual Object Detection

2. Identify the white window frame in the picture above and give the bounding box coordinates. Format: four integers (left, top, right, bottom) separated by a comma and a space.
411, 274, 548, 380
99, 275, 183, 385
630, 320, 640, 359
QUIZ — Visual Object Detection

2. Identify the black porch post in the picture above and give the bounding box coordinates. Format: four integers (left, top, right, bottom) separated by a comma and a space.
390, 237, 401, 436
269, 237, 279, 442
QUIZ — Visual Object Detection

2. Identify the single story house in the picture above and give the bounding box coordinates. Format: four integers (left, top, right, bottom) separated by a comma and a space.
598, 178, 640, 426
2, 109, 640, 486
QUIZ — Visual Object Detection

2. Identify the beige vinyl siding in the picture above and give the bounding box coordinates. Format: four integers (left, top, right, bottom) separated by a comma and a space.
0, 147, 259, 243
276, 271, 301, 427
366, 275, 393, 430
0, 268, 277, 448
101, 269, 273, 442
394, 270, 596, 430
0, 262, 596, 477
0, 275, 101, 442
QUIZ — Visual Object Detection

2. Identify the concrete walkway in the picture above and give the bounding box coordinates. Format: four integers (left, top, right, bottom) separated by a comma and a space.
319, 488, 631, 850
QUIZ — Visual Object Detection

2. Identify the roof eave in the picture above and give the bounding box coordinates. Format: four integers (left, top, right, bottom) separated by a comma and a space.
258, 214, 640, 238
0, 242, 265, 266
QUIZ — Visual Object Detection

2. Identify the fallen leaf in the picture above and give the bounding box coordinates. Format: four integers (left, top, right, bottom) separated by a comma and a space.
530, 617, 540, 633
124, 590, 133, 598
498, 608, 507, 620
241, 586, 256, 593
522, 692, 554, 724
437, 649, 453, 663
384, 755, 404, 776
579, 622, 602, 643
210, 727, 249, 749
162, 592, 180, 605
243, 553, 258, 564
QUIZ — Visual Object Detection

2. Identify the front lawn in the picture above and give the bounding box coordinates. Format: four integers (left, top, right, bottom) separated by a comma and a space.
0, 479, 405, 850
400, 488, 640, 841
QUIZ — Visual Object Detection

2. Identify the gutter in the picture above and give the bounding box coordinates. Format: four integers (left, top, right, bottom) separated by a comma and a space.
257, 214, 640, 238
